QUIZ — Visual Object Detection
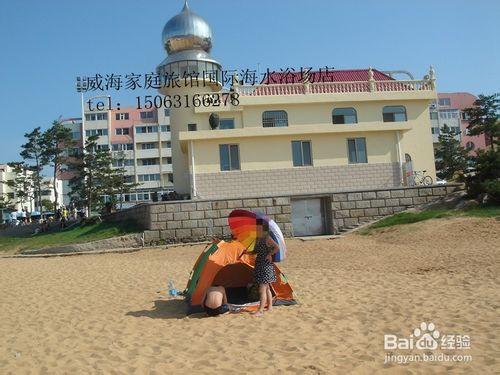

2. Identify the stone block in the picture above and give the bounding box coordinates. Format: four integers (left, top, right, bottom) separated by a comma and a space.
204, 210, 219, 219
404, 189, 418, 197
219, 209, 233, 218
344, 218, 359, 227
181, 202, 197, 212
341, 201, 356, 209
167, 221, 182, 230
385, 198, 399, 207
192, 228, 207, 238
282, 205, 291, 214
160, 230, 176, 240
189, 211, 205, 220
355, 200, 371, 209
150, 222, 166, 230
182, 220, 198, 229
273, 197, 290, 205
335, 210, 350, 219
362, 191, 377, 200
390, 190, 405, 198
175, 229, 192, 239
364, 208, 379, 216
399, 198, 413, 206
348, 193, 363, 201
197, 219, 214, 228
275, 214, 291, 223
144, 230, 160, 242
446, 186, 457, 194
376, 190, 391, 199
196, 202, 212, 211
379, 207, 394, 215
173, 212, 189, 221
266, 206, 282, 215
370, 199, 386, 208
212, 201, 228, 210
393, 206, 406, 213
419, 188, 433, 196
332, 193, 348, 202
432, 187, 446, 196
350, 209, 365, 218
242, 199, 258, 207
227, 200, 243, 208
214, 218, 227, 227
331, 201, 342, 210
258, 198, 273, 206
413, 197, 427, 205
150, 205, 165, 214
158, 213, 174, 222
165, 204, 181, 213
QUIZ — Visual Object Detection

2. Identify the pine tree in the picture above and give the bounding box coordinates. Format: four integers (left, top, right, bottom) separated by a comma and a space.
41, 121, 74, 211
463, 93, 499, 151
435, 124, 468, 180
20, 127, 46, 212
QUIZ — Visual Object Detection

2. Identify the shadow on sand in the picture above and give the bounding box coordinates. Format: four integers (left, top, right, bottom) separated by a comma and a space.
126, 299, 207, 320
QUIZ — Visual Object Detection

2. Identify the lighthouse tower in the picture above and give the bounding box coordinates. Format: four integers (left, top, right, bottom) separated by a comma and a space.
157, 1, 222, 197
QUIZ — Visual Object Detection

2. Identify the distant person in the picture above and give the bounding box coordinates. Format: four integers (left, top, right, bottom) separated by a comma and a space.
20, 209, 27, 225
201, 286, 230, 317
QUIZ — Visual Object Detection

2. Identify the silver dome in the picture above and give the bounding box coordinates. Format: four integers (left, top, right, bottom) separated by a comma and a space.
162, 1, 213, 55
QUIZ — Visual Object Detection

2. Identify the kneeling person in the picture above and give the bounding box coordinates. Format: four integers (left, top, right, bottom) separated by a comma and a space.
202, 286, 230, 317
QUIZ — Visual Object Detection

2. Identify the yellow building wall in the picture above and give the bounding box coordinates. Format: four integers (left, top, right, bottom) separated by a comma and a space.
192, 131, 399, 174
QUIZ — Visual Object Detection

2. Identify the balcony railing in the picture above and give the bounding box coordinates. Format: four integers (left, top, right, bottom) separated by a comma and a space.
234, 79, 434, 97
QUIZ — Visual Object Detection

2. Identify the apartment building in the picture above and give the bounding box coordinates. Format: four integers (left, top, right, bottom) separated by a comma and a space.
60, 108, 173, 207
429, 92, 488, 153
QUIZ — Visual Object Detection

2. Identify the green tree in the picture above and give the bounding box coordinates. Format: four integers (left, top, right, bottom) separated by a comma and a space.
463, 93, 499, 151
40, 198, 54, 211
20, 127, 46, 212
2, 162, 34, 210
0, 195, 14, 211
68, 135, 132, 214
42, 121, 74, 212
435, 125, 468, 180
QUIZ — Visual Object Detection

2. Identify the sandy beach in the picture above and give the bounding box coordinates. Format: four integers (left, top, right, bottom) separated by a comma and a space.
0, 216, 498, 374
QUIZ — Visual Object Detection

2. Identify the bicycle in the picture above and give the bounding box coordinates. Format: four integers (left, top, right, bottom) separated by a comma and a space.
411, 170, 433, 186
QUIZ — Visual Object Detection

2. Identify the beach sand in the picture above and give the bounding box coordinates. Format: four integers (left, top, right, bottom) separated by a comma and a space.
0, 216, 498, 374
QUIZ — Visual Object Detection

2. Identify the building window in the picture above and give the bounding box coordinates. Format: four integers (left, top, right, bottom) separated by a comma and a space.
262, 110, 288, 127
188, 124, 197, 131
461, 112, 470, 120
141, 143, 158, 150
112, 159, 134, 167
347, 138, 368, 164
140, 111, 154, 119
466, 141, 475, 150
162, 141, 171, 149
332, 108, 357, 124
140, 158, 159, 166
439, 98, 451, 106
431, 127, 440, 135
85, 113, 108, 121
112, 143, 133, 151
383, 106, 407, 122
168, 173, 174, 183
96, 144, 109, 151
162, 157, 172, 165
138, 174, 160, 182
164, 108, 171, 117
161, 125, 170, 132
439, 109, 459, 119
291, 141, 312, 167
115, 113, 129, 120
220, 118, 235, 129
85, 129, 108, 137
136, 126, 158, 134
430, 112, 438, 120
115, 128, 130, 135
219, 144, 240, 171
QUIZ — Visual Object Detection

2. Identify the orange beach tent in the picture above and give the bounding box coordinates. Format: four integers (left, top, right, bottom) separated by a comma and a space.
184, 240, 296, 314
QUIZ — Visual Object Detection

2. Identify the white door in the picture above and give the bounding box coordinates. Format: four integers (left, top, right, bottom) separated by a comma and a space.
292, 198, 325, 236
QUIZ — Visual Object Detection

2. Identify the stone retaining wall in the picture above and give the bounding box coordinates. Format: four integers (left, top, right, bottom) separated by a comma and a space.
105, 184, 461, 245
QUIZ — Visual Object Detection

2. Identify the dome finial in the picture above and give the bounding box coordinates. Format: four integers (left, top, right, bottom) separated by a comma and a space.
183, 0, 189, 11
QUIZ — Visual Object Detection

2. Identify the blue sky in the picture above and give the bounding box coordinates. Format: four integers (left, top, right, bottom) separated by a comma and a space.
0, 0, 499, 163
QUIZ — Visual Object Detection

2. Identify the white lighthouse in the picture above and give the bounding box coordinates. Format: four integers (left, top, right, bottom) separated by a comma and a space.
157, 1, 222, 197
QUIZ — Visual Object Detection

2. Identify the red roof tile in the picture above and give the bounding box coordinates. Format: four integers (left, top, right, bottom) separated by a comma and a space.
261, 69, 393, 84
